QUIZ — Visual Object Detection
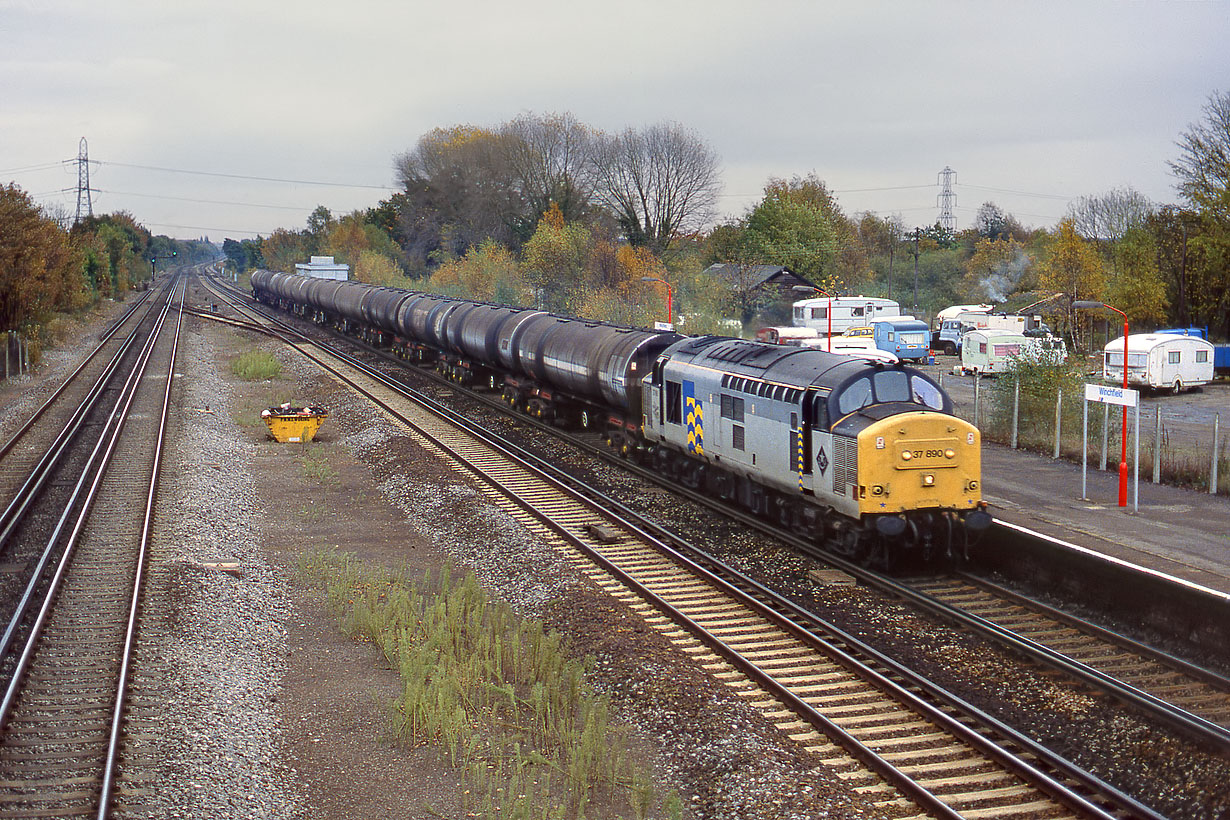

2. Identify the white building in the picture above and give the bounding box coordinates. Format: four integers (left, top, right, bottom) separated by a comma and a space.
295, 255, 349, 280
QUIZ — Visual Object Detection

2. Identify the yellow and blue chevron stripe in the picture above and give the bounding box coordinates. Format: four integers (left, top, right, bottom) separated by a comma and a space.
684, 380, 704, 455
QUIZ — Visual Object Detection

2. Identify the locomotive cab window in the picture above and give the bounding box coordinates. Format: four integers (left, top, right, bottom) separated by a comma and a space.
873, 370, 910, 403
910, 376, 945, 409
837, 378, 873, 415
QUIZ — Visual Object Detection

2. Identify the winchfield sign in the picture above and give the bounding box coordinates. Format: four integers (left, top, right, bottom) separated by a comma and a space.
1084, 383, 1139, 408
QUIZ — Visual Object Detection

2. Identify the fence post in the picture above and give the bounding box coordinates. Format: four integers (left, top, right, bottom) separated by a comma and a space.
1153, 407, 1162, 484
1212, 413, 1221, 496
1053, 389, 1063, 459
1107, 403, 1116, 472
973, 373, 980, 428
1011, 377, 1020, 449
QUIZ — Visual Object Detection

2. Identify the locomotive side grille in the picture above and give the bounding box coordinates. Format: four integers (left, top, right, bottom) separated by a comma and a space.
833, 436, 858, 493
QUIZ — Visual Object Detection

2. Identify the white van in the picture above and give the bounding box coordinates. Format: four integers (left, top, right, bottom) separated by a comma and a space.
959, 329, 1067, 375
1102, 334, 1214, 393
792, 297, 900, 335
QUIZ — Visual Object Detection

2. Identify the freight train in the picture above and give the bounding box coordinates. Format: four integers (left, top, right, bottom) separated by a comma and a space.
250, 270, 991, 567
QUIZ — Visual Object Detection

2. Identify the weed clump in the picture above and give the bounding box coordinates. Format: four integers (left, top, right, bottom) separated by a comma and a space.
230, 350, 282, 381
296, 552, 681, 820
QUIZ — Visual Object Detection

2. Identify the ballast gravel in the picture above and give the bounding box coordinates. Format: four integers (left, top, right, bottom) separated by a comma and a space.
101, 312, 885, 820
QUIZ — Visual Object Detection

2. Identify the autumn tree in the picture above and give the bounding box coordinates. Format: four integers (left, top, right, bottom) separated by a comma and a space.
589, 121, 720, 256
0, 185, 86, 332
260, 229, 310, 273
429, 240, 530, 305
393, 125, 523, 266
1037, 219, 1107, 348
1103, 227, 1168, 325
521, 203, 592, 311
962, 238, 1029, 303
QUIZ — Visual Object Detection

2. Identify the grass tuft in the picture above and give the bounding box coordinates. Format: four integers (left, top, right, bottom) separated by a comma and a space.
230, 350, 282, 381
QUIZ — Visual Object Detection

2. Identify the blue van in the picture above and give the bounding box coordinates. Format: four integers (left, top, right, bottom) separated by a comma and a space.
873, 318, 931, 362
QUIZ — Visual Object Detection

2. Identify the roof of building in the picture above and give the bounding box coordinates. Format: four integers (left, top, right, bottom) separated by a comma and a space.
703, 264, 817, 289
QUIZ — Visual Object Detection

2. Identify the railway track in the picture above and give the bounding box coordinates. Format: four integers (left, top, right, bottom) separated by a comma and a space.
205, 274, 1230, 756
199, 273, 1174, 819
0, 277, 185, 818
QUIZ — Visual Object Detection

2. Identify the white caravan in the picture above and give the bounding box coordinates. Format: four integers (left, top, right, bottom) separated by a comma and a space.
1102, 334, 1214, 393
959, 329, 1067, 375
792, 296, 900, 335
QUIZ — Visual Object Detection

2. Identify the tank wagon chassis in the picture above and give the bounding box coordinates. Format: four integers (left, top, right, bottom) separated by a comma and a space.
251, 272, 990, 569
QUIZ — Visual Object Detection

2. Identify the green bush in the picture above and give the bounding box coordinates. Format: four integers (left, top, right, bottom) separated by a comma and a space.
230, 350, 282, 381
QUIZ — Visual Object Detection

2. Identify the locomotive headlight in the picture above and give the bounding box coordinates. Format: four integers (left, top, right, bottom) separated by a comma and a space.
921, 474, 935, 487
900, 450, 913, 461
871, 484, 885, 496
944, 449, 956, 459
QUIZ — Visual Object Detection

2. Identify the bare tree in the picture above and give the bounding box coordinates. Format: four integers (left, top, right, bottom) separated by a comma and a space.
1169, 89, 1230, 220
589, 122, 721, 255
501, 112, 596, 233
1065, 186, 1154, 241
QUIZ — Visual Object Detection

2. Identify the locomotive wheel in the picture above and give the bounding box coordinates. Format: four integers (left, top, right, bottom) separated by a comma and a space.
580, 410, 591, 429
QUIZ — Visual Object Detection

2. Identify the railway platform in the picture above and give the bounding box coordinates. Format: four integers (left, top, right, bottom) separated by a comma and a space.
981, 441, 1230, 597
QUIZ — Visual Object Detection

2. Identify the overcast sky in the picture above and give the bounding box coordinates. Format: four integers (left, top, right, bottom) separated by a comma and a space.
3, 1, 1227, 241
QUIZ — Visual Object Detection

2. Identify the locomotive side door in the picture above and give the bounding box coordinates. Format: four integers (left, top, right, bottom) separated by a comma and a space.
805, 390, 835, 501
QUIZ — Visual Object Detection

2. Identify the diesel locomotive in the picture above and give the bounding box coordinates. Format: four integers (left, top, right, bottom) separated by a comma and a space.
250, 270, 991, 566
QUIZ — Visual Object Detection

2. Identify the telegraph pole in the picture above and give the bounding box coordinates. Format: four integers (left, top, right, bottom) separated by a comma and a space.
74, 137, 93, 225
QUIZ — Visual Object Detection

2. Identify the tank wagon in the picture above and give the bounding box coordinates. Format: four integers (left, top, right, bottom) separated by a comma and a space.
251, 270, 991, 566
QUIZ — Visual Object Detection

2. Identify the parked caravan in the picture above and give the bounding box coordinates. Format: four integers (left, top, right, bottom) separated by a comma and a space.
1102, 334, 1214, 393
959, 329, 1067, 375
934, 304, 994, 323
931, 312, 1049, 355
792, 296, 900, 335
871, 317, 931, 362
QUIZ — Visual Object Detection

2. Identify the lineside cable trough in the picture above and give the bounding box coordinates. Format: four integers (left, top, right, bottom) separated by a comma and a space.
261, 402, 328, 443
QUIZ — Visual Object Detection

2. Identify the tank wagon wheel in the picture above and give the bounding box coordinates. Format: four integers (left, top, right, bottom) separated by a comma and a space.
488, 375, 499, 390
579, 410, 591, 430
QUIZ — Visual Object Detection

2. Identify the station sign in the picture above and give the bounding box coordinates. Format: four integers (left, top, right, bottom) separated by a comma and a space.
654, 321, 675, 332
1084, 383, 1139, 407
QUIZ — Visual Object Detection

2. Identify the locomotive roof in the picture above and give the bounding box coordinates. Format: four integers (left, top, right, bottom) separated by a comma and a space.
666, 335, 897, 390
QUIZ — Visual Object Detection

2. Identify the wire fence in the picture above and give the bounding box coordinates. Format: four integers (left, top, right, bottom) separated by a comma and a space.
937, 368, 1228, 496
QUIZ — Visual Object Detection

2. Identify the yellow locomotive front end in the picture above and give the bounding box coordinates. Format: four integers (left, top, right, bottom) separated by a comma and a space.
848, 411, 990, 564
855, 411, 983, 515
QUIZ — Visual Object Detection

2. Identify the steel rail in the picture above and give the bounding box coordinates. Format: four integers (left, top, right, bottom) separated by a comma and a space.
0, 301, 156, 552
0, 287, 175, 721
97, 279, 185, 818
0, 291, 150, 462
